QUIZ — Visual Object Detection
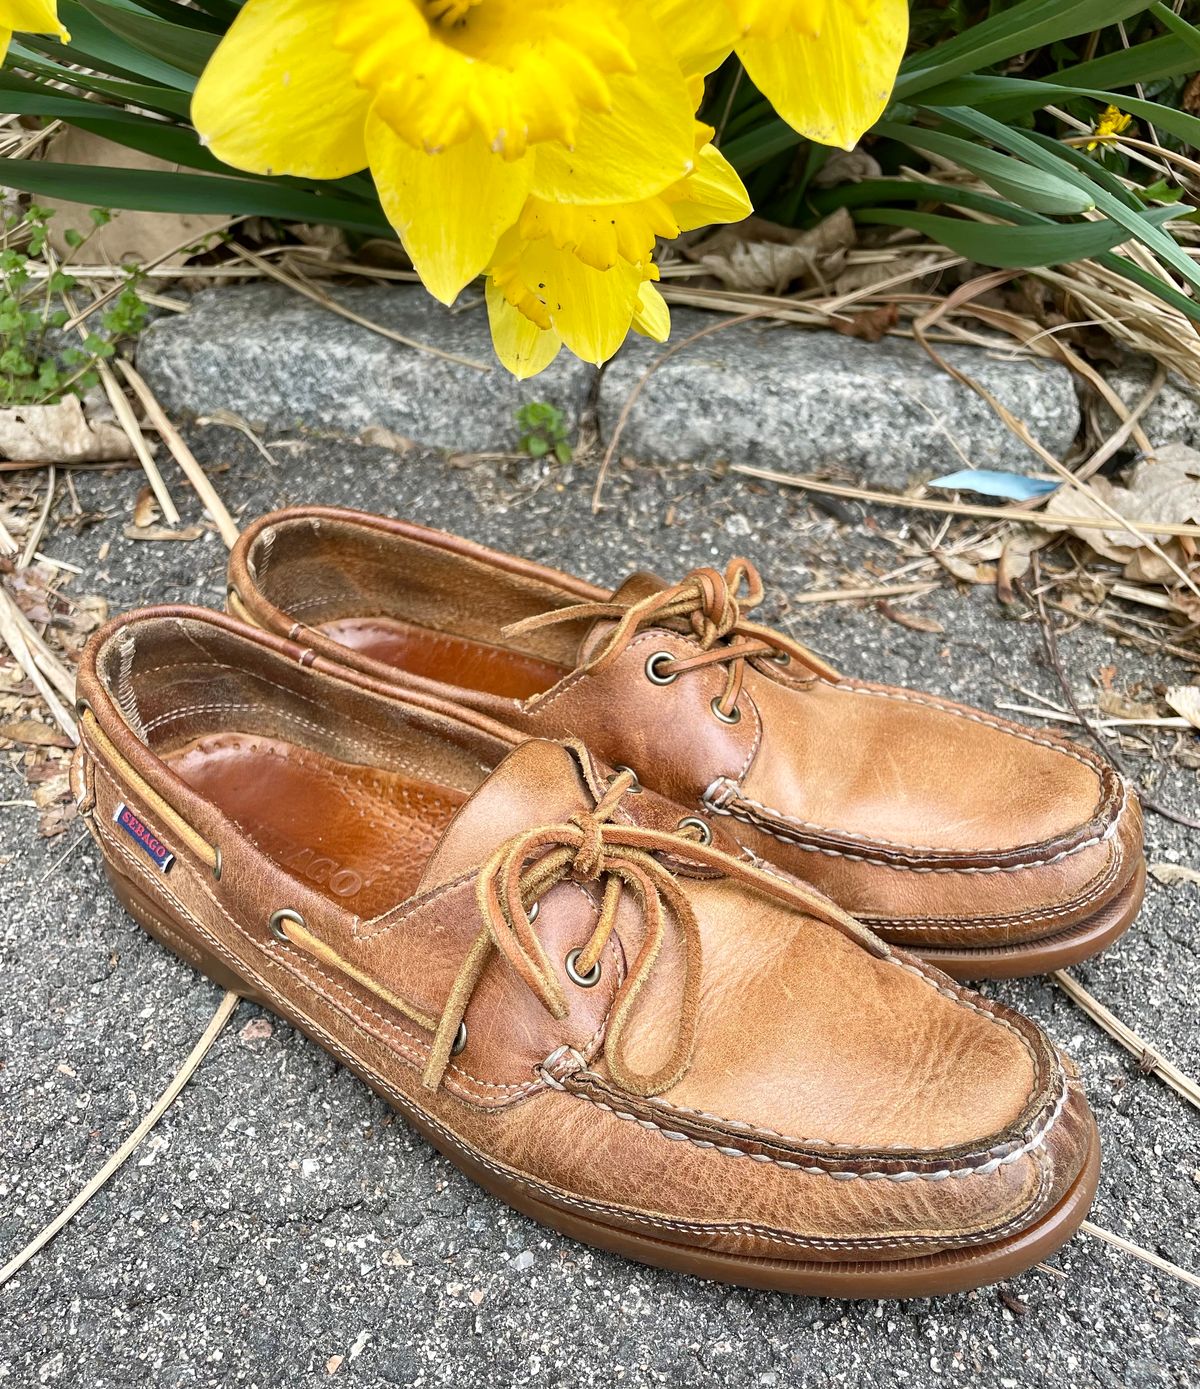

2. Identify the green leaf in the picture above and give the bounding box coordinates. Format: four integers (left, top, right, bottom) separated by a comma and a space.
1148, 1, 1200, 63
875, 119, 1095, 215
928, 105, 1200, 295
721, 117, 802, 176
0, 160, 396, 238
896, 0, 1151, 98
5, 44, 193, 116
23, 1, 198, 88
855, 204, 1185, 269
77, 0, 217, 78
1051, 32, 1200, 89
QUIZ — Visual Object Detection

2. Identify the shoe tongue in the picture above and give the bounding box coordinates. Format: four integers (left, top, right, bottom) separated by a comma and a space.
417, 739, 595, 894
577, 570, 669, 663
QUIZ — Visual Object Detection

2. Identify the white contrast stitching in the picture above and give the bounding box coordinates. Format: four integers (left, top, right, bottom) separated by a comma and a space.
570, 1073, 1069, 1182
704, 781, 1127, 875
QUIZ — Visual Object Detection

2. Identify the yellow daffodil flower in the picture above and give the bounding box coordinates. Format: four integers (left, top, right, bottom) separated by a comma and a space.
651, 0, 908, 150
1086, 104, 1132, 151
0, 0, 68, 63
193, 0, 696, 304
485, 130, 750, 377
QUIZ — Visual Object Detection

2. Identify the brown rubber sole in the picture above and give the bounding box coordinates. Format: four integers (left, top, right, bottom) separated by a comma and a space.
105, 856, 1101, 1299
896, 857, 1146, 982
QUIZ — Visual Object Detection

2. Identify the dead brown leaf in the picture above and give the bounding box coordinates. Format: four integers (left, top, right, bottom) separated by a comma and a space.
810, 147, 883, 188
829, 303, 898, 343
1096, 690, 1161, 720
133, 485, 160, 530
1165, 685, 1200, 729
1038, 443, 1200, 584
686, 210, 855, 294
877, 600, 945, 634
934, 550, 997, 585
358, 425, 415, 453
0, 396, 132, 464
0, 719, 73, 748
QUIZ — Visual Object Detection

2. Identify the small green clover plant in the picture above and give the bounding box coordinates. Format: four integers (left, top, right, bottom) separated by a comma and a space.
0, 205, 148, 407
515, 400, 573, 464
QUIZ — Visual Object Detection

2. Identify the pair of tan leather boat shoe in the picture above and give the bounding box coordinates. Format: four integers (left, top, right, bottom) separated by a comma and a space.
72, 506, 1145, 1298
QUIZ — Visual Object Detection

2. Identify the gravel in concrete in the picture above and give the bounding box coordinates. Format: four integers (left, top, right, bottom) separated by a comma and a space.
2, 432, 1198, 1388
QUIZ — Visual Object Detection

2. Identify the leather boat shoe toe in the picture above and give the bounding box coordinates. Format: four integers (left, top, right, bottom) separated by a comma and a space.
75, 606, 1099, 1296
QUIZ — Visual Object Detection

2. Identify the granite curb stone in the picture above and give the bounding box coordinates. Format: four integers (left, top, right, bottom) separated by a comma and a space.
138, 284, 1082, 486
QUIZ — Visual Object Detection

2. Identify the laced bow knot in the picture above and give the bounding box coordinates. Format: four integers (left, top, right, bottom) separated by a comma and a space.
687, 559, 764, 648
422, 769, 704, 1099
503, 555, 837, 719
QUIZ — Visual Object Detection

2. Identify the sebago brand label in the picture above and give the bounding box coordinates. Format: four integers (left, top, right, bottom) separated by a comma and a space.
113, 803, 174, 872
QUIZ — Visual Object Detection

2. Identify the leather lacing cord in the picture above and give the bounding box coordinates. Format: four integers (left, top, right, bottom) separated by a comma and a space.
276, 764, 888, 1099
80, 704, 884, 1104
505, 558, 840, 720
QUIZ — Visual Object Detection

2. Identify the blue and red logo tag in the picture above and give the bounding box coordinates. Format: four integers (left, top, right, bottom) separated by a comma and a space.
113, 803, 174, 872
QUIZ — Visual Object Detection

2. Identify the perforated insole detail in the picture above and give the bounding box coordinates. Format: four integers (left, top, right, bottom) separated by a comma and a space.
315, 615, 568, 700
165, 732, 468, 917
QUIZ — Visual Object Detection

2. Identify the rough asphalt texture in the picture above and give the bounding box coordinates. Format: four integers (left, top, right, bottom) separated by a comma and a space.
2, 429, 1198, 1388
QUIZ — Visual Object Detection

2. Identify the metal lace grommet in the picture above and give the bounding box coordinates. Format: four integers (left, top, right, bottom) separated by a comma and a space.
771, 650, 791, 666
527, 900, 539, 923
75, 696, 93, 719
613, 765, 643, 793
644, 651, 679, 686
565, 948, 602, 988
451, 1022, 468, 1056
677, 816, 712, 847
710, 697, 742, 725
268, 907, 304, 943
211, 845, 223, 882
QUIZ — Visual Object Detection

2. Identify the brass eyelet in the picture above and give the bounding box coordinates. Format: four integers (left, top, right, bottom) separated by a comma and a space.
677, 816, 712, 847
268, 907, 304, 943
212, 845, 223, 882
710, 697, 742, 725
451, 1022, 468, 1056
565, 948, 602, 988
613, 765, 643, 793
527, 900, 539, 923
771, 650, 791, 666
644, 651, 678, 686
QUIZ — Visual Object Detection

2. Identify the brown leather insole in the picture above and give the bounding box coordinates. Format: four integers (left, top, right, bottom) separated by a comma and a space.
317, 616, 568, 700
165, 732, 468, 917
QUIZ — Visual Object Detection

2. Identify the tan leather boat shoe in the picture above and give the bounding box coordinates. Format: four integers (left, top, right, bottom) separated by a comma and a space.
73, 607, 1098, 1297
227, 508, 1145, 980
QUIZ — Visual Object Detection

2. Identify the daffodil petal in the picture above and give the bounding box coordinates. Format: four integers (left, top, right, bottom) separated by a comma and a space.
736, 0, 907, 150
532, 16, 694, 205
632, 281, 670, 342
669, 142, 751, 233
192, 0, 368, 178
646, 0, 736, 77
1, 0, 66, 39
517, 240, 642, 363
368, 112, 532, 304
486, 278, 562, 378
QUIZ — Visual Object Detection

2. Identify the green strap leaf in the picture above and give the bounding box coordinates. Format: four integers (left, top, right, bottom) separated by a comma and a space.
0, 159, 395, 238
896, 0, 1151, 98
929, 104, 1200, 294
76, 0, 218, 78
856, 203, 1186, 269
874, 119, 1095, 215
